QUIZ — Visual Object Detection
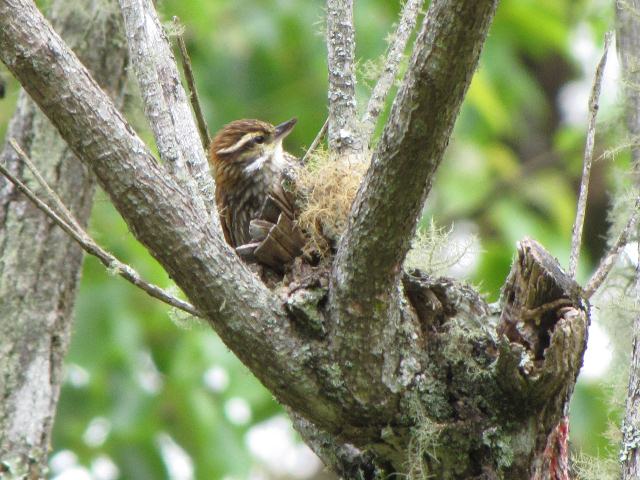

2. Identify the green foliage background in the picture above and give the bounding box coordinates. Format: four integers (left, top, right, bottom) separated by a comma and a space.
0, 0, 631, 478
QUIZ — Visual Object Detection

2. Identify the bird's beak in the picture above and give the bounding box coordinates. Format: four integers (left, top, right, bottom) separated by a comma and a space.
274, 118, 297, 140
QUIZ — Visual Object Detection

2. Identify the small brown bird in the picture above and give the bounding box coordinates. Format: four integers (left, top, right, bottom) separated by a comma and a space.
209, 118, 299, 256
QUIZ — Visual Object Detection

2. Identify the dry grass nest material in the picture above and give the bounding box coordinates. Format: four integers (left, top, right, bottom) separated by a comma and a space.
293, 151, 476, 277
294, 149, 369, 257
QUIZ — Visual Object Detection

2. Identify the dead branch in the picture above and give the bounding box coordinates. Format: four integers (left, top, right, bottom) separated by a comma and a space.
301, 117, 329, 164
568, 32, 612, 278
173, 16, 210, 151
584, 194, 640, 298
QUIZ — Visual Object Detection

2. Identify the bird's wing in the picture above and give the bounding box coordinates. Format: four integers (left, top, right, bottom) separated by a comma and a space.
260, 183, 295, 223
249, 165, 305, 271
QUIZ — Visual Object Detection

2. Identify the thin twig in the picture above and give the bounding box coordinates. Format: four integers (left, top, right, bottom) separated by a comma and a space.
4, 140, 202, 317
361, 0, 425, 146
584, 195, 640, 298
173, 16, 210, 151
568, 32, 612, 278
10, 139, 82, 230
301, 117, 329, 164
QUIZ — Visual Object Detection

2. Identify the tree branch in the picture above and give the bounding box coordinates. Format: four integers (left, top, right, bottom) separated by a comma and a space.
0, 0, 339, 429
568, 32, 612, 279
301, 117, 328, 164
330, 0, 498, 398
289, 412, 381, 477
326, 0, 361, 154
583, 195, 640, 298
622, 303, 640, 479
2, 139, 201, 317
361, 0, 424, 147
495, 238, 587, 478
118, 0, 215, 214
173, 16, 210, 151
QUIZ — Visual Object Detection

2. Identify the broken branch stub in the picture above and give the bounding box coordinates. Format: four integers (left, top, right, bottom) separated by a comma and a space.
493, 239, 588, 478
498, 238, 587, 395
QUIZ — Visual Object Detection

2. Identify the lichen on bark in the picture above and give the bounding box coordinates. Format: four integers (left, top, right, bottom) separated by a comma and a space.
0, 0, 129, 475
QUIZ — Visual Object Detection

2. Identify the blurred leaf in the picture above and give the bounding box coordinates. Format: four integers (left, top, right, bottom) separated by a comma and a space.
467, 69, 512, 135
497, 0, 569, 56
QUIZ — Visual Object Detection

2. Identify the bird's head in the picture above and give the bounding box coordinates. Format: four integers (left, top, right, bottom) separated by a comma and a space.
209, 118, 297, 177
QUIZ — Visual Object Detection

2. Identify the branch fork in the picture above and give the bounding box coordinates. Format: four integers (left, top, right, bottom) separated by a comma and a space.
0, 0, 615, 475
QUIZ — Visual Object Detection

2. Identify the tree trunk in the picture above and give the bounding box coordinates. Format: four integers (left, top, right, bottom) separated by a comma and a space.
0, 0, 128, 476
0, 0, 598, 477
617, 1, 640, 478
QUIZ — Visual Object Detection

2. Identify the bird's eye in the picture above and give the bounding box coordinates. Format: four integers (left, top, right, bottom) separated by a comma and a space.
254, 135, 265, 144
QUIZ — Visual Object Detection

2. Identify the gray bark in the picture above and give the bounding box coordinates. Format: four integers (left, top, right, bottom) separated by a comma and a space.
118, 0, 215, 215
622, 314, 640, 480
330, 0, 498, 408
326, 0, 361, 154
618, 0, 640, 178
0, 0, 594, 477
0, 0, 129, 476
617, 1, 640, 478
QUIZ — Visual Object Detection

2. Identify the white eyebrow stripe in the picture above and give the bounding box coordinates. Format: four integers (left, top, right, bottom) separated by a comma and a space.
216, 132, 262, 155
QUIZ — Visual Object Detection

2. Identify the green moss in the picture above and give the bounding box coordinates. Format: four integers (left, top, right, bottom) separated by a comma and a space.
286, 288, 326, 336
399, 312, 514, 479
482, 427, 514, 469
323, 362, 345, 390
410, 375, 453, 421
